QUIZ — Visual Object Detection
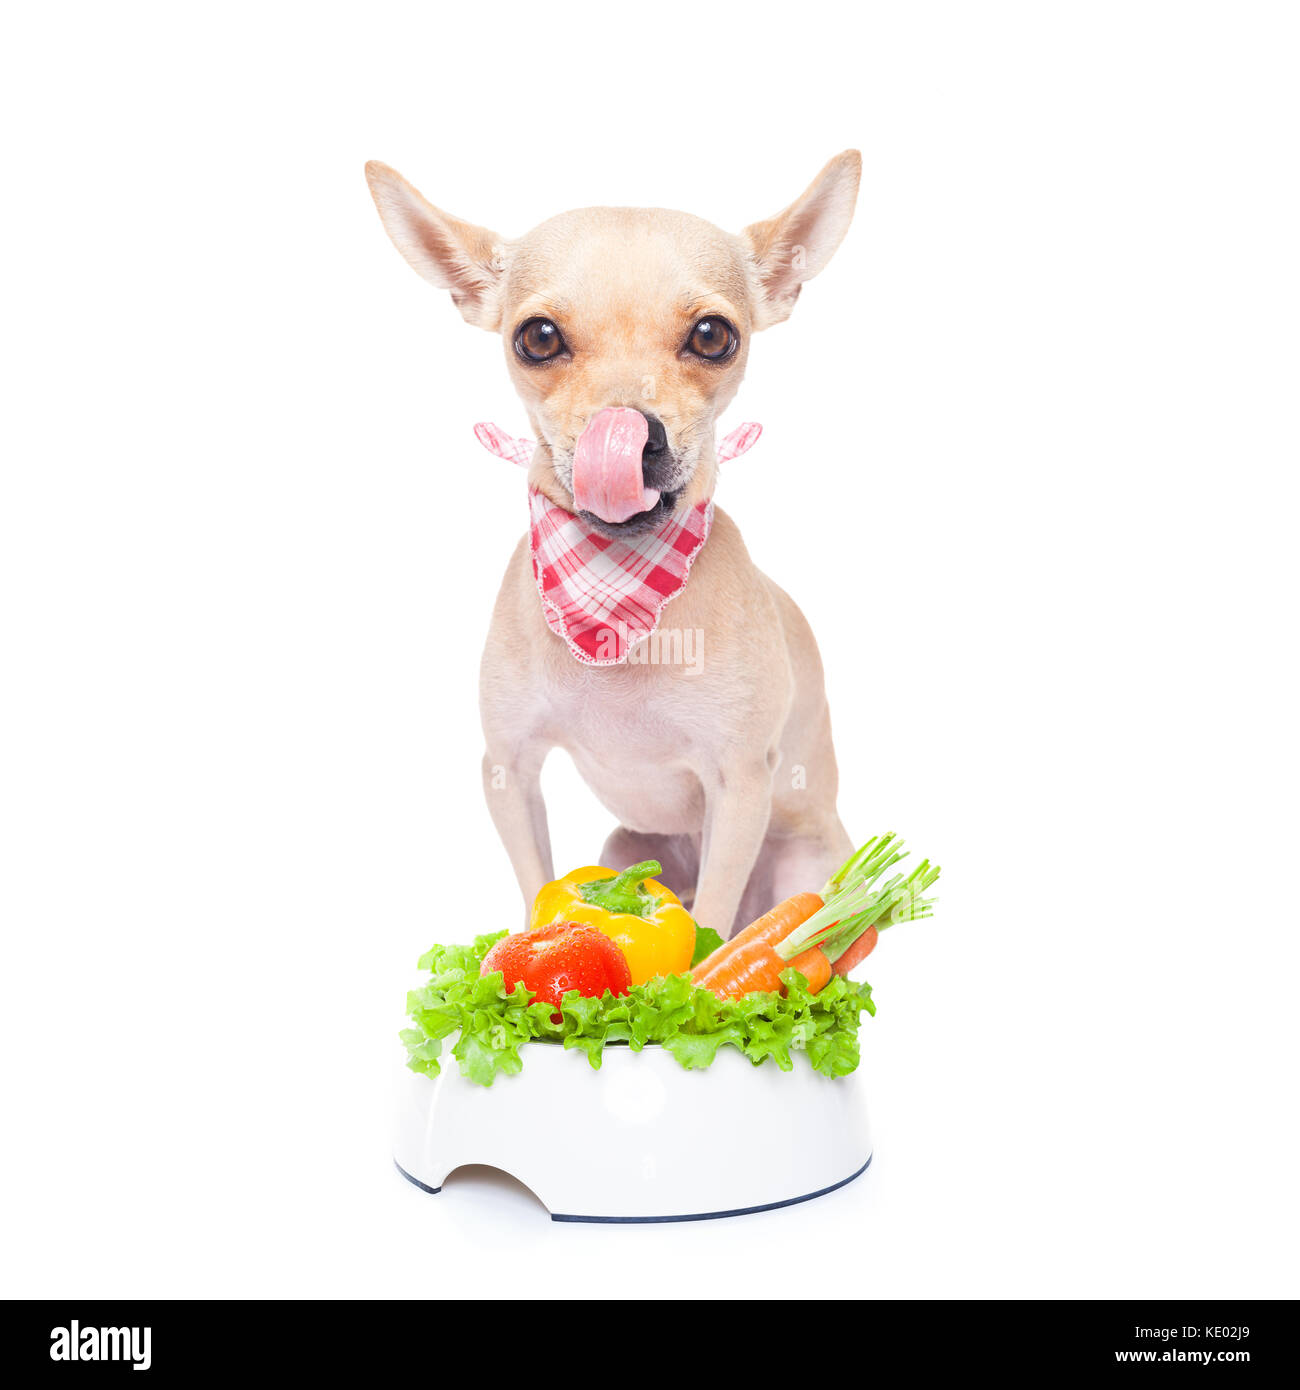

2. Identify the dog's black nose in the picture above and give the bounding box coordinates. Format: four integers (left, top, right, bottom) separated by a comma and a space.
639, 412, 673, 493
641, 413, 667, 458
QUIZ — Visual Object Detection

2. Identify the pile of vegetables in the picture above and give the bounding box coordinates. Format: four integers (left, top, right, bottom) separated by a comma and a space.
401, 833, 938, 1086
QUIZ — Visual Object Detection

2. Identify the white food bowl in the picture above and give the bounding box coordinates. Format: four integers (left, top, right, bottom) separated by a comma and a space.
393, 1038, 872, 1222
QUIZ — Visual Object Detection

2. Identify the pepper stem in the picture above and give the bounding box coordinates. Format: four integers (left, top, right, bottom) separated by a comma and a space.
579, 860, 663, 917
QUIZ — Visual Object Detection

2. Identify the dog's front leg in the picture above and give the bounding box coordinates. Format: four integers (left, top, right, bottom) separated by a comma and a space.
692, 758, 776, 939
481, 741, 554, 917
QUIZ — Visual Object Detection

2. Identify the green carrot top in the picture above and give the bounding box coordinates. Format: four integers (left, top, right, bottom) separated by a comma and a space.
775, 833, 941, 963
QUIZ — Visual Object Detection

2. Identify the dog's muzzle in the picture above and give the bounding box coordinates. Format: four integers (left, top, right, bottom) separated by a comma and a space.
574, 407, 678, 526
473, 417, 764, 538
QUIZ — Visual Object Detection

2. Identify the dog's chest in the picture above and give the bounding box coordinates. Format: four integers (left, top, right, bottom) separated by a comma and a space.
540, 661, 708, 834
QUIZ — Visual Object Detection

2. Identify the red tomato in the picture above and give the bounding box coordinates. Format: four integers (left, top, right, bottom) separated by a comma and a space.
481, 921, 632, 1013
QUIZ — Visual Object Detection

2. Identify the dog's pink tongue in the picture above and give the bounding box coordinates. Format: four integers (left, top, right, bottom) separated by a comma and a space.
572, 408, 659, 523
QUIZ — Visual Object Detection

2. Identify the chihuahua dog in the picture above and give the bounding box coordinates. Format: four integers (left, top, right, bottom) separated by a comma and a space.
367, 152, 861, 936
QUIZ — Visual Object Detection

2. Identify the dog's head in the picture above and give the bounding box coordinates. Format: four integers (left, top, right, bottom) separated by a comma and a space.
366, 153, 860, 536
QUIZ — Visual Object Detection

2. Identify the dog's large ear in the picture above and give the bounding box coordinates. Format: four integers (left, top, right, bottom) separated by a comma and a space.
742, 150, 861, 328
365, 162, 508, 330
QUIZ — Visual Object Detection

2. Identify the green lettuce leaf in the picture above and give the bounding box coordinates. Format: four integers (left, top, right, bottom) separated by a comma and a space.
401, 936, 877, 1086
689, 922, 725, 967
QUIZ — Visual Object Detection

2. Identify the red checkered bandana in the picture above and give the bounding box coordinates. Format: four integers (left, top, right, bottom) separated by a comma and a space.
474, 421, 762, 665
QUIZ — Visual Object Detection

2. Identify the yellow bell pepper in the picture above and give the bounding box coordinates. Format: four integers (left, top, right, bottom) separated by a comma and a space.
530, 859, 695, 986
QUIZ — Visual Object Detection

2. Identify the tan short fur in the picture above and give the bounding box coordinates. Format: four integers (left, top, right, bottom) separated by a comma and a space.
367, 152, 861, 935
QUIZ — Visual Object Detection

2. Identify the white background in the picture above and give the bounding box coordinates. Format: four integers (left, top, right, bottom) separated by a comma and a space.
2, 1, 1297, 1299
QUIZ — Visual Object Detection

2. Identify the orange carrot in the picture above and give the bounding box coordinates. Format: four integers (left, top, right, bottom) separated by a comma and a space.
690, 836, 938, 1003
690, 892, 823, 983
830, 924, 878, 977
789, 947, 833, 994
695, 935, 833, 1000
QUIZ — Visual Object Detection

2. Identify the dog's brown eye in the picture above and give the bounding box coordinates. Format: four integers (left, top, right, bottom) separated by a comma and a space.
686, 317, 737, 361
515, 318, 566, 362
